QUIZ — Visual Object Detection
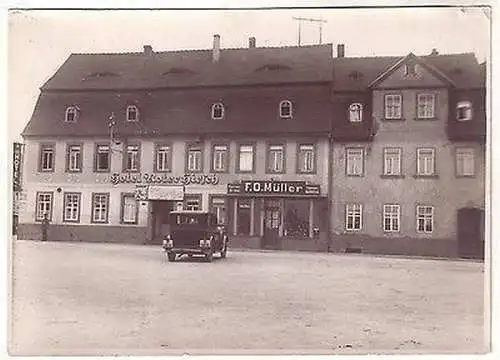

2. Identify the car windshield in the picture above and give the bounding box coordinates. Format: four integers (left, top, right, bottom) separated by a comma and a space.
173, 214, 206, 226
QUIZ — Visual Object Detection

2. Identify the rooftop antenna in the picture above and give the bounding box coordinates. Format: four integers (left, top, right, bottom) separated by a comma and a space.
292, 17, 328, 46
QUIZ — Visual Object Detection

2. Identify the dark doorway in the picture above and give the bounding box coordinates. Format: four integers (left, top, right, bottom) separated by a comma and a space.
457, 207, 485, 260
151, 201, 174, 245
263, 205, 281, 249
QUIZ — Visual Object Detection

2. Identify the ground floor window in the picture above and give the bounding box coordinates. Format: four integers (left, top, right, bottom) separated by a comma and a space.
237, 199, 251, 235
121, 194, 138, 224
184, 194, 202, 210
63, 192, 81, 223
210, 196, 226, 225
383, 204, 400, 232
92, 193, 109, 223
283, 199, 309, 237
36, 192, 53, 221
345, 204, 362, 231
416, 206, 434, 233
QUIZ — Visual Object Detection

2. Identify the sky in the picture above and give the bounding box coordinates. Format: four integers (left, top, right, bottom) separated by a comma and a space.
6, 6, 491, 142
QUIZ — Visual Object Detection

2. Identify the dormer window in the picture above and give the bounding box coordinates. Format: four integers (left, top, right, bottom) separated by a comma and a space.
456, 101, 473, 121
349, 103, 363, 122
279, 100, 292, 118
404, 63, 417, 76
211, 103, 224, 120
65, 106, 79, 123
126, 105, 139, 122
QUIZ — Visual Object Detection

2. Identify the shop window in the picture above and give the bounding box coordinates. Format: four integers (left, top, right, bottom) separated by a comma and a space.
92, 193, 109, 223
283, 199, 310, 237
95, 144, 110, 172
121, 194, 138, 224
184, 194, 201, 211
39, 144, 55, 172
35, 192, 53, 221
210, 196, 226, 225
237, 199, 251, 235
63, 192, 81, 223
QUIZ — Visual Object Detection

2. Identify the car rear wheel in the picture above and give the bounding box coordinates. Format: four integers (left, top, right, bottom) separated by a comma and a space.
167, 252, 176, 262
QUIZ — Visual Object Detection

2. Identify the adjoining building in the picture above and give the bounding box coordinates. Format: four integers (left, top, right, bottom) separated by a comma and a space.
18, 36, 333, 251
329, 46, 486, 258
17, 37, 486, 258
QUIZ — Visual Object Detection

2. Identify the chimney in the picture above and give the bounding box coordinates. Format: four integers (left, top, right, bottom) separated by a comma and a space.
337, 44, 345, 58
430, 48, 439, 56
212, 34, 221, 63
143, 45, 153, 56
249, 37, 256, 48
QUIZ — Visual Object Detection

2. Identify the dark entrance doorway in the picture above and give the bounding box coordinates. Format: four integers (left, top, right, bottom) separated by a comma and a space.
151, 200, 174, 245
457, 207, 485, 259
263, 200, 281, 249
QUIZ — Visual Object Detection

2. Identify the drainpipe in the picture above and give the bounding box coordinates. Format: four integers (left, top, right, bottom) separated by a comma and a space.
327, 131, 334, 253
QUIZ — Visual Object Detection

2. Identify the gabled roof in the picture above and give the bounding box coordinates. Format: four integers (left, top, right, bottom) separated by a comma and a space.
333, 52, 483, 91
41, 44, 333, 91
368, 52, 456, 88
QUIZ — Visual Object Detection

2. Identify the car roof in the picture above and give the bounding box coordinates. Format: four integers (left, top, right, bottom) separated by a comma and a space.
170, 210, 213, 215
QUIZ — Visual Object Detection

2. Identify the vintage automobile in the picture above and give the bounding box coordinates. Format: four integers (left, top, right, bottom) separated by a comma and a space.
162, 210, 228, 262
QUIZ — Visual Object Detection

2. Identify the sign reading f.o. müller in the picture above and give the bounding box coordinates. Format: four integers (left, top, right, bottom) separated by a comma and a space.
242, 180, 307, 195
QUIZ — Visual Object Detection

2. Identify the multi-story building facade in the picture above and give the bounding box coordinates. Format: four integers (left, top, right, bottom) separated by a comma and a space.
18, 36, 333, 251
330, 46, 486, 258
17, 37, 486, 258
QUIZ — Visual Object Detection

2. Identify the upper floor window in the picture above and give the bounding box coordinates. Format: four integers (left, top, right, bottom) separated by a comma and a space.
416, 148, 436, 176
66, 144, 82, 172
39, 144, 55, 172
297, 144, 315, 173
126, 105, 139, 122
237, 144, 255, 173
124, 144, 140, 172
456, 148, 475, 177
155, 144, 171, 172
187, 144, 203, 173
65, 106, 79, 123
383, 148, 402, 176
95, 144, 110, 172
279, 100, 293, 118
384, 94, 402, 119
346, 148, 364, 176
267, 144, 285, 173
212, 144, 228, 172
417, 93, 435, 119
456, 101, 473, 121
211, 103, 224, 120
349, 103, 363, 122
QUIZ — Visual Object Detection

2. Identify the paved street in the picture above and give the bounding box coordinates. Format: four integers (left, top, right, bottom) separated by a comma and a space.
9, 240, 486, 355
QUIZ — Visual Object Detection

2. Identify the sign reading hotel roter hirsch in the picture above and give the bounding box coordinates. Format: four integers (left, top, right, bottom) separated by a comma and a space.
148, 185, 184, 201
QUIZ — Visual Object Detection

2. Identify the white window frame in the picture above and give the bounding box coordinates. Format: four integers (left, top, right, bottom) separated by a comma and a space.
65, 106, 78, 123
417, 148, 435, 176
126, 105, 139, 122
40, 145, 54, 172
187, 146, 202, 172
92, 193, 109, 223
279, 100, 293, 118
95, 144, 110, 171
456, 101, 473, 121
416, 205, 434, 233
121, 194, 138, 224
211, 103, 224, 120
345, 204, 362, 231
212, 145, 228, 172
67, 144, 82, 172
349, 103, 363, 122
417, 93, 435, 119
268, 144, 284, 173
404, 63, 417, 76
125, 144, 140, 172
35, 192, 53, 221
156, 145, 171, 172
383, 148, 402, 176
63, 193, 81, 223
456, 148, 475, 177
346, 148, 364, 176
238, 144, 254, 172
385, 94, 402, 119
383, 204, 400, 232
184, 195, 201, 211
298, 144, 315, 173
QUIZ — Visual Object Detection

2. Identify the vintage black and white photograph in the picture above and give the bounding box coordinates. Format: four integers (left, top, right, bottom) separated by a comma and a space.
6, 4, 492, 356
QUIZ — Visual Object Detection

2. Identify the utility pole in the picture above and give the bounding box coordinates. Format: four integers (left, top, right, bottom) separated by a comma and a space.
292, 17, 327, 46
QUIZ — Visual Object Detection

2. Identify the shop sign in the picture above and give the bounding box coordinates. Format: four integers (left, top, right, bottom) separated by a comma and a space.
110, 173, 219, 186
148, 185, 184, 201
228, 180, 321, 196
13, 142, 23, 192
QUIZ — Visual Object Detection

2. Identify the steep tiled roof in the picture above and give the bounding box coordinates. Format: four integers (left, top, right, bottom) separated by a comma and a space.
41, 44, 333, 90
333, 53, 483, 91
